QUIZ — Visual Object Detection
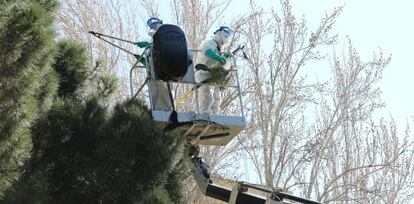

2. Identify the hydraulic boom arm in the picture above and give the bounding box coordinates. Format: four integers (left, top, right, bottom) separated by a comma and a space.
186, 145, 322, 204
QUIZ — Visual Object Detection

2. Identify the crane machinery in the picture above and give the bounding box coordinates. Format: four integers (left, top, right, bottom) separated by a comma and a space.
89, 23, 321, 204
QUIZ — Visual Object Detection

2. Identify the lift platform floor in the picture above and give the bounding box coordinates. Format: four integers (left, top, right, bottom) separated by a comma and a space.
152, 110, 246, 146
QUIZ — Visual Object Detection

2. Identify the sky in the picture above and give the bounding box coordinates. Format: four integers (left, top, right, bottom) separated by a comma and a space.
149, 0, 414, 125
149, 0, 414, 180
218, 0, 414, 182
289, 0, 414, 125
235, 0, 414, 126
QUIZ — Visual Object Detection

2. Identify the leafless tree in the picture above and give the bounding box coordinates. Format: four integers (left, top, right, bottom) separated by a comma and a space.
56, 0, 414, 203
238, 0, 341, 186
237, 0, 414, 203
56, 0, 148, 100
301, 40, 414, 203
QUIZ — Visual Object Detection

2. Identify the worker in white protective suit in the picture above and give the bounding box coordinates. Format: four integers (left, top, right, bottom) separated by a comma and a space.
136, 17, 173, 111
194, 26, 233, 114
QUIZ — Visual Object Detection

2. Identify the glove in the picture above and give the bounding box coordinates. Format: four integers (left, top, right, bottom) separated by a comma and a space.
217, 56, 227, 65
134, 54, 147, 66
205, 49, 227, 65
223, 51, 233, 58
135, 41, 152, 48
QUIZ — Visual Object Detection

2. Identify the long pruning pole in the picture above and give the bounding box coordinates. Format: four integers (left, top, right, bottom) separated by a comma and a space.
88, 31, 138, 56
88, 31, 136, 44
89, 31, 150, 97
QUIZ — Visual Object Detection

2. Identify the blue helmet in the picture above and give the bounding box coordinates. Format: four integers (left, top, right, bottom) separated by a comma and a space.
214, 26, 233, 38
147, 17, 163, 29
213, 26, 233, 46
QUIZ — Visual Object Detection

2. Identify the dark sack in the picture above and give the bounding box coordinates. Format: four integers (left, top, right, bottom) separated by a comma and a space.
152, 24, 188, 81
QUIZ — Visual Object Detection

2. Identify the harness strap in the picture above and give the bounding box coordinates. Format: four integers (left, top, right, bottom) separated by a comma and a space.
195, 64, 210, 71
212, 39, 221, 52
164, 82, 179, 131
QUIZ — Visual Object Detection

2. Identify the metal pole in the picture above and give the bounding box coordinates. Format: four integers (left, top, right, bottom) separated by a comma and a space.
88, 31, 137, 45
129, 60, 140, 96
277, 192, 322, 204
195, 84, 200, 113
129, 47, 150, 96
234, 57, 245, 118
88, 31, 138, 56
132, 77, 149, 100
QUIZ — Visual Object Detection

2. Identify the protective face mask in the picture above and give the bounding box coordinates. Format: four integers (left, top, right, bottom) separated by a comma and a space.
148, 24, 162, 37
221, 32, 231, 45
148, 29, 156, 37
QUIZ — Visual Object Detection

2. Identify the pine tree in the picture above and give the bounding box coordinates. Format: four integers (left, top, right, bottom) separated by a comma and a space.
0, 0, 58, 197
1, 1, 189, 202
53, 40, 88, 98
3, 36, 188, 204
94, 99, 183, 203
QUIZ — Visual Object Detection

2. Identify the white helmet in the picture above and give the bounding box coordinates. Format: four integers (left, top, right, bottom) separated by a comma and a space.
213, 26, 233, 47
147, 17, 163, 37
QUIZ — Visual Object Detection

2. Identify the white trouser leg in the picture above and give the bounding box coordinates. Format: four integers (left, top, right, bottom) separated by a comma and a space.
149, 80, 172, 111
198, 85, 212, 113
195, 69, 213, 113
211, 87, 221, 114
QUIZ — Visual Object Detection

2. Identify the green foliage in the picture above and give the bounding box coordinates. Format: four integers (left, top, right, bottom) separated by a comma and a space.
165, 157, 190, 203
95, 99, 182, 202
208, 66, 230, 85
53, 40, 88, 98
81, 57, 118, 103
142, 185, 173, 204
37, 67, 59, 114
4, 98, 187, 203
2, 97, 106, 203
0, 0, 58, 198
0, 0, 59, 12
95, 75, 118, 99
1, 0, 188, 202
37, 97, 106, 203
31, 0, 60, 12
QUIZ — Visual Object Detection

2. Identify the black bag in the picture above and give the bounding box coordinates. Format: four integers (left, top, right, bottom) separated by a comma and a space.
152, 24, 188, 81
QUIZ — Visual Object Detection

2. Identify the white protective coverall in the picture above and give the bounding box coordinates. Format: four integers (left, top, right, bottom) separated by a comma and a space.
194, 39, 225, 114
146, 18, 173, 111
148, 75, 172, 111
147, 45, 173, 111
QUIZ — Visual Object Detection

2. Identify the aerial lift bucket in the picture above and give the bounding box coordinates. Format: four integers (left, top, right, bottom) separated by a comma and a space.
89, 25, 320, 204
137, 24, 246, 146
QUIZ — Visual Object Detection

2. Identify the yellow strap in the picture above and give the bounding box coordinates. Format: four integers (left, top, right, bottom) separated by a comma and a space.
176, 88, 194, 108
